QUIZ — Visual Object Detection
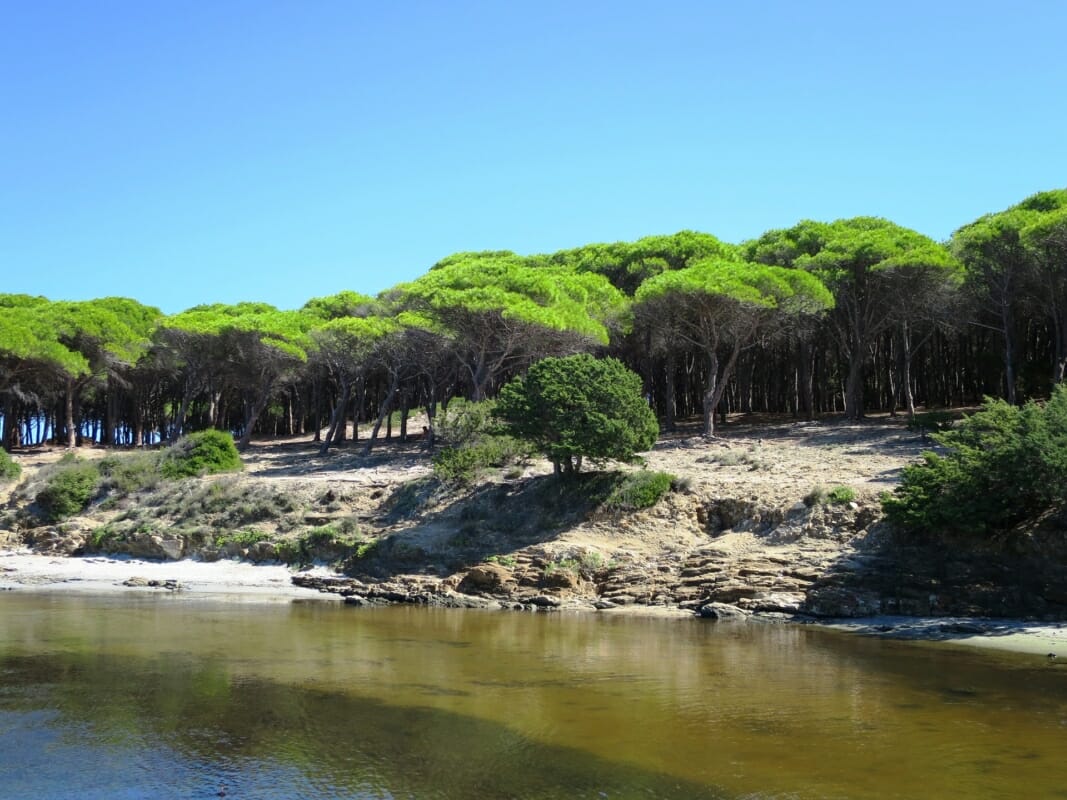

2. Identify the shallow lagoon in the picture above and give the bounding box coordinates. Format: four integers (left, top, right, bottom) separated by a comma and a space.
1, 594, 1065, 799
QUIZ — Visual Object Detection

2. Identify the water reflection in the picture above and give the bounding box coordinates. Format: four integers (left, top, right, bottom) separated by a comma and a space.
1, 594, 1066, 799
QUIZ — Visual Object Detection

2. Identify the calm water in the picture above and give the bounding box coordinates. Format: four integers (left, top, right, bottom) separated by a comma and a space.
1, 595, 1066, 799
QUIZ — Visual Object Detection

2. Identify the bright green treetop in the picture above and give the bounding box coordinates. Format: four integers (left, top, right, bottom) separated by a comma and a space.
748, 217, 961, 418
397, 253, 627, 399
636, 257, 833, 435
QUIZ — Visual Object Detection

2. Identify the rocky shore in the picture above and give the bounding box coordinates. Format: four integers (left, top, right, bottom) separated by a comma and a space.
4, 416, 1067, 654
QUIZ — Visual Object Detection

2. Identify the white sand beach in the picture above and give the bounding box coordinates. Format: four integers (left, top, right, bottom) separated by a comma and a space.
0, 548, 339, 603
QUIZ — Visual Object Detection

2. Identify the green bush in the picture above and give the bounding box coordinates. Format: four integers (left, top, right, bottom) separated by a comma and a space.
883, 388, 1067, 536
214, 529, 271, 548
436, 400, 505, 447
602, 471, 675, 512
804, 484, 854, 506
907, 410, 957, 433
432, 436, 527, 485
98, 451, 162, 494
0, 449, 21, 482
36, 457, 101, 521
495, 354, 659, 474
827, 486, 856, 504
158, 430, 242, 479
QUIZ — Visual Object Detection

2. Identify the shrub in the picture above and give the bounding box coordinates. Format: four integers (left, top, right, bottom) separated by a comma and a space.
803, 485, 854, 506
36, 457, 101, 521
602, 471, 675, 512
432, 400, 527, 485
827, 486, 856, 504
436, 400, 504, 448
907, 410, 957, 434
432, 436, 527, 485
495, 354, 659, 474
98, 451, 162, 494
0, 449, 21, 482
883, 388, 1067, 536
215, 529, 271, 548
158, 430, 242, 479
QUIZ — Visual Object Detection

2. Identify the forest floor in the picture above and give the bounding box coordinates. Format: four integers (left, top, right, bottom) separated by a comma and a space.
3, 412, 1067, 658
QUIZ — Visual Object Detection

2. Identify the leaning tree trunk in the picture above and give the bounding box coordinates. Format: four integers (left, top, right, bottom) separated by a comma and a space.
362, 372, 400, 456
318, 378, 351, 455
238, 383, 271, 450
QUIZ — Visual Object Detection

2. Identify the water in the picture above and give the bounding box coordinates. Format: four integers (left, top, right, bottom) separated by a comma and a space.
1, 594, 1065, 799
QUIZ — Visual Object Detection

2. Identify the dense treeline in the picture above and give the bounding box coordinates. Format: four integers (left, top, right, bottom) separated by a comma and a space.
2, 188, 1066, 452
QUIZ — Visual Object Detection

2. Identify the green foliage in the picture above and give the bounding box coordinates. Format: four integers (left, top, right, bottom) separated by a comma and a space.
602, 471, 675, 512
0, 449, 20, 482
97, 451, 162, 494
436, 400, 505, 447
882, 388, 1067, 536
432, 436, 527, 485
401, 254, 627, 346
803, 484, 856, 506
495, 354, 659, 474
214, 529, 271, 548
89, 523, 123, 550
826, 486, 856, 504
907, 410, 957, 433
158, 430, 242, 479
36, 456, 101, 521
432, 400, 527, 485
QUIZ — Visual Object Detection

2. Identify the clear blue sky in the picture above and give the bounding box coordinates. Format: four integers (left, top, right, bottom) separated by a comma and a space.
2, 1, 1065, 313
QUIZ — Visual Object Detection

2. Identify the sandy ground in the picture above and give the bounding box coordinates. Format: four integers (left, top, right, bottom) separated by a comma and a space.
0, 549, 339, 603
813, 616, 1067, 657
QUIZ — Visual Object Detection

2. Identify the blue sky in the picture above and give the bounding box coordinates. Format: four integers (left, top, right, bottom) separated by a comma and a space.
2, 1, 1065, 313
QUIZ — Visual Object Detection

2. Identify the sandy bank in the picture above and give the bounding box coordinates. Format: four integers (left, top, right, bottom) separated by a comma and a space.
812, 615, 1067, 657
5, 548, 1067, 660
0, 549, 338, 603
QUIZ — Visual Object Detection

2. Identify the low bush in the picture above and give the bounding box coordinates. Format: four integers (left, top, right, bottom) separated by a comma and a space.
432, 436, 527, 485
36, 456, 101, 521
906, 410, 957, 433
883, 388, 1067, 536
158, 430, 242, 479
827, 486, 856, 504
602, 471, 675, 512
0, 449, 21, 482
215, 529, 271, 548
98, 451, 162, 494
435, 400, 505, 448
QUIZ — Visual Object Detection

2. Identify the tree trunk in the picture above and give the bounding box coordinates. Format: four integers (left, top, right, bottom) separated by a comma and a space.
363, 372, 400, 456
1, 397, 14, 452
65, 378, 77, 449
664, 350, 677, 432
238, 392, 269, 450
1000, 296, 1017, 405
845, 352, 865, 420
104, 379, 117, 446
902, 321, 917, 418
797, 340, 814, 420
318, 379, 351, 455
702, 352, 720, 437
